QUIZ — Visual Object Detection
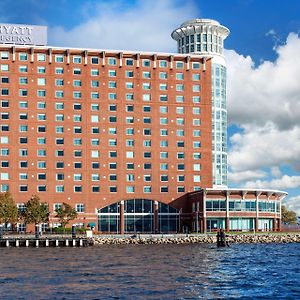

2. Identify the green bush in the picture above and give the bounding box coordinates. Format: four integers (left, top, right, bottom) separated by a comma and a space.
50, 227, 86, 234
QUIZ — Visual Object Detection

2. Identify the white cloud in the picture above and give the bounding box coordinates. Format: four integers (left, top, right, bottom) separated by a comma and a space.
228, 169, 267, 183
225, 33, 300, 130
243, 175, 300, 190
49, 0, 198, 52
283, 195, 300, 216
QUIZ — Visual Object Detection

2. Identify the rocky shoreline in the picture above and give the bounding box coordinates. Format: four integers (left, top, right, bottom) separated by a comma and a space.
92, 233, 300, 245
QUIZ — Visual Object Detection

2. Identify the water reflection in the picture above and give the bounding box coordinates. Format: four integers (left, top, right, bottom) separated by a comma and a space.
0, 244, 299, 299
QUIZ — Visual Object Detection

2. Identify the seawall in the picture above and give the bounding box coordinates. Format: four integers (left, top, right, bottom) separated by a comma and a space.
92, 233, 300, 245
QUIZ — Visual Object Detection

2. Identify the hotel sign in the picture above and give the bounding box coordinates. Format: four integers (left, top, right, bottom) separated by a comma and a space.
0, 23, 47, 46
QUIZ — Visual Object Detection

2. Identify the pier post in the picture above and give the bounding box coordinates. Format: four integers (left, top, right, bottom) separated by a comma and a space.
16, 240, 19, 247
79, 239, 83, 247
65, 239, 69, 247
25, 240, 29, 247
55, 240, 59, 247
6, 240, 9, 247
72, 239, 76, 247
45, 240, 49, 247
35, 240, 39, 247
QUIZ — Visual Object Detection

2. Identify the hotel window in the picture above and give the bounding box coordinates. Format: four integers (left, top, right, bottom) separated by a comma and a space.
73, 138, 82, 145
160, 95, 168, 102
19, 137, 28, 144
108, 93, 116, 100
91, 80, 99, 87
1, 125, 9, 132
37, 138, 46, 145
193, 85, 200, 92
74, 162, 82, 169
55, 55, 64, 63
193, 141, 201, 148
193, 164, 201, 171
109, 174, 117, 181
56, 174, 64, 181
55, 67, 64, 74
73, 56, 82, 64
73, 80, 81, 87
19, 53, 28, 61
125, 59, 133, 66
193, 107, 201, 115
1, 77, 9, 83
176, 95, 184, 103
19, 125, 28, 132
56, 114, 64, 121
192, 73, 201, 81
176, 61, 184, 69
159, 60, 167, 68
19, 77, 28, 84
38, 125, 46, 132
37, 90, 46, 97
143, 129, 151, 136
91, 103, 99, 111
125, 70, 134, 78
75, 203, 85, 212
1, 161, 9, 168
55, 102, 64, 110
92, 186, 100, 193
125, 82, 134, 89
176, 107, 184, 114
56, 185, 64, 193
158, 107, 167, 115
20, 161, 28, 168
126, 186, 135, 193
109, 151, 117, 158
160, 152, 168, 159
37, 66, 46, 74
74, 91, 82, 99
91, 127, 99, 134
177, 152, 185, 159
159, 83, 167, 91
19, 101, 27, 108
109, 104, 117, 111
126, 105, 134, 112
177, 175, 185, 182
55, 79, 64, 86
144, 186, 151, 193
19, 65, 28, 73
56, 150, 64, 157
126, 163, 134, 170
193, 96, 200, 103
74, 174, 82, 181
126, 93, 134, 101
177, 164, 185, 171
91, 69, 99, 76
193, 130, 201, 137
142, 59, 151, 67
143, 71, 151, 79
91, 139, 99, 146
126, 128, 134, 135
74, 115, 82, 122
110, 186, 117, 193
143, 117, 151, 124
126, 139, 134, 147
0, 64, 9, 71
126, 151, 134, 158
108, 81, 117, 88
109, 139, 117, 146
91, 150, 99, 158
159, 72, 167, 79
160, 140, 168, 147
19, 89, 27, 97
19, 185, 28, 192
56, 126, 64, 133
37, 54, 46, 62
160, 186, 168, 193
194, 175, 201, 182
2, 113, 9, 119
108, 70, 116, 77
38, 185, 46, 192
176, 84, 184, 91
142, 83, 151, 90
0, 51, 9, 60
19, 173, 27, 180
73, 68, 81, 75
144, 175, 152, 182
144, 152, 151, 158
138, 139, 148, 147
37, 102, 45, 109
160, 129, 168, 136
192, 62, 200, 70
56, 162, 64, 168
74, 150, 82, 157
19, 149, 27, 156
142, 94, 150, 101
177, 186, 185, 193
91, 57, 99, 64
193, 152, 201, 159
108, 57, 117, 65
37, 161, 46, 169
160, 118, 168, 125
143, 106, 151, 112
160, 175, 168, 182
91, 115, 99, 123
74, 126, 82, 134
0, 149, 9, 156
109, 163, 117, 170
193, 119, 201, 126
55, 91, 64, 98
126, 174, 135, 182
176, 73, 184, 80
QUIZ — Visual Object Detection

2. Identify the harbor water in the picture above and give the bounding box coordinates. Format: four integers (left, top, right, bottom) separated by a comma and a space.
0, 243, 299, 299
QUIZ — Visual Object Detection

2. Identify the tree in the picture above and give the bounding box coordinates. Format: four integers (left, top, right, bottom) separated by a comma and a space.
23, 195, 49, 225
55, 202, 77, 230
0, 192, 18, 228
281, 205, 297, 224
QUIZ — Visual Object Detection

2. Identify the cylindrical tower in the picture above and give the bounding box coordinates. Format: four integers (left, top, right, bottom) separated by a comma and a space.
171, 19, 230, 187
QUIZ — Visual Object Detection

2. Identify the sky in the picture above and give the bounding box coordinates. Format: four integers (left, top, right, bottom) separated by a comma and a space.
1, 0, 300, 214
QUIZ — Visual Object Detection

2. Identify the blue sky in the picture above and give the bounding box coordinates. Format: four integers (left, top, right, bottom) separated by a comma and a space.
1, 0, 300, 214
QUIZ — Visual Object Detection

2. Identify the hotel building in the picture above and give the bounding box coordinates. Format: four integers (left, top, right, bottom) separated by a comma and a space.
0, 20, 286, 233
